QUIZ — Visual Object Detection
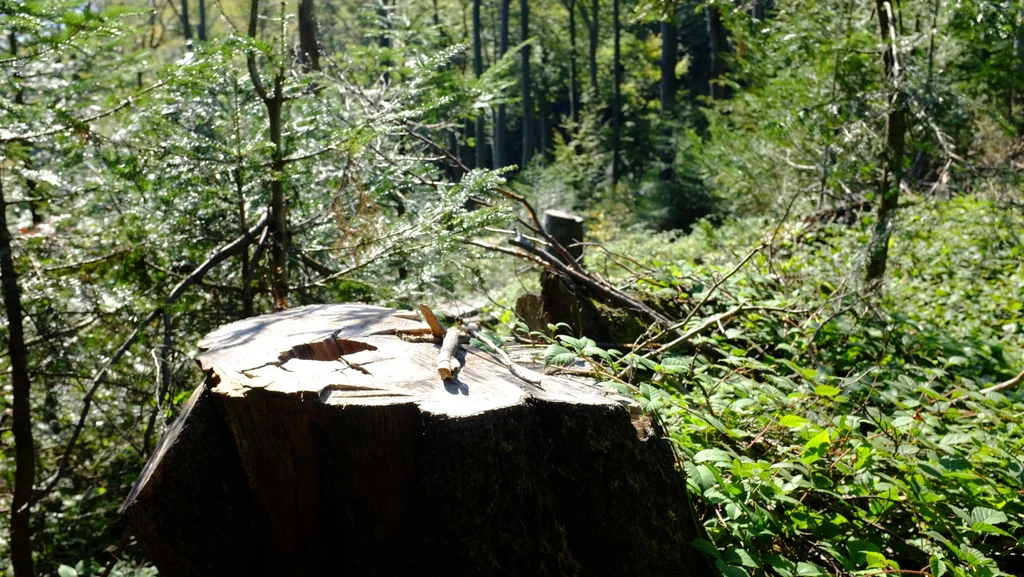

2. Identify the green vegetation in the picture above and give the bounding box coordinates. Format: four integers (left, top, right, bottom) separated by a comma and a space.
2, 0, 1023, 573
543, 196, 1024, 577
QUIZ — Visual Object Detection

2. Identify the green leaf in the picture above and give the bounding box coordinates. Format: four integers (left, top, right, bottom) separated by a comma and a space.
779, 414, 811, 428
686, 463, 718, 492
543, 344, 576, 367
601, 381, 635, 396
715, 559, 750, 577
691, 538, 722, 559
724, 548, 760, 568
801, 429, 831, 465
58, 566, 78, 577
814, 384, 841, 397
557, 335, 583, 350
693, 448, 733, 464
930, 556, 948, 577
970, 522, 1013, 537
795, 561, 825, 575
969, 506, 1007, 526
945, 355, 969, 367
863, 551, 888, 569
765, 554, 796, 577
624, 353, 658, 370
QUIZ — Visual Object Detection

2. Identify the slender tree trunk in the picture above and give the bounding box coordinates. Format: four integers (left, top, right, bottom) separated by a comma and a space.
380, 0, 392, 83
198, 0, 207, 40
520, 0, 534, 167
1, 167, 36, 577
298, 0, 321, 71
660, 19, 677, 115
566, 0, 579, 124
379, 0, 390, 49
864, 0, 907, 284
473, 0, 487, 168
267, 89, 288, 309
611, 0, 621, 183
181, 0, 193, 47
247, 0, 289, 308
495, 0, 510, 168
230, 75, 255, 317
1015, 10, 1023, 128
926, 0, 940, 85
143, 312, 174, 456
236, 168, 254, 317
706, 6, 726, 99
539, 83, 550, 157
462, 120, 475, 169
588, 0, 598, 93
659, 16, 677, 182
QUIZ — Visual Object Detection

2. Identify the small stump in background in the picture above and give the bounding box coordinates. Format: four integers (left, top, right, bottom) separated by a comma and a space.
122, 304, 713, 577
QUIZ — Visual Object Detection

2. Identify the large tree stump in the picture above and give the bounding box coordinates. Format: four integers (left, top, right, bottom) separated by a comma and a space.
122, 304, 713, 577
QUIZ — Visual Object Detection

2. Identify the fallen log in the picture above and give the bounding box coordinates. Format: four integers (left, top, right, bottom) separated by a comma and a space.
122, 303, 715, 577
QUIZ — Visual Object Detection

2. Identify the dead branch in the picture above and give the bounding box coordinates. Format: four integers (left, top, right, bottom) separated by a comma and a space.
980, 367, 1024, 394
464, 323, 543, 387
436, 326, 463, 380
418, 304, 447, 337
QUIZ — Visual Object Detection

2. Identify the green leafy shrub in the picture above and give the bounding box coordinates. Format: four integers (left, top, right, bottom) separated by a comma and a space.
542, 192, 1024, 577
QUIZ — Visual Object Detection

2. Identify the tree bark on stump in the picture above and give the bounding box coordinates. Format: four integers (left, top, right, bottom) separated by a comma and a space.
122, 304, 714, 577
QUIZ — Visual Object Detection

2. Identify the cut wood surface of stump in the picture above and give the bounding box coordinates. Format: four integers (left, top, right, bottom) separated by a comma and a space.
122, 304, 714, 577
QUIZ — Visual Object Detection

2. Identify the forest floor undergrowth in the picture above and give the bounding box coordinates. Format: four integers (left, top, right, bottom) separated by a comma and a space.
463, 187, 1024, 577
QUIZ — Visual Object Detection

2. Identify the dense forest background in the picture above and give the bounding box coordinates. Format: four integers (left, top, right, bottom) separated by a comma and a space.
2, 0, 1024, 573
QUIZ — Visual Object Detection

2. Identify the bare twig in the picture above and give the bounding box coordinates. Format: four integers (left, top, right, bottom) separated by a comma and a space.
465, 324, 543, 387
634, 244, 766, 351
979, 367, 1024, 394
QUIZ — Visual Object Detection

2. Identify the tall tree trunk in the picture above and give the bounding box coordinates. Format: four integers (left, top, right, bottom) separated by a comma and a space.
2, 166, 36, 577
473, 0, 487, 168
611, 0, 621, 183
495, 0, 510, 168
864, 0, 907, 284
380, 0, 391, 83
198, 0, 207, 40
566, 0, 579, 124
659, 16, 677, 182
520, 0, 534, 167
926, 0, 940, 86
539, 84, 550, 157
660, 19, 677, 115
1015, 10, 1023, 128
752, 0, 764, 21
706, 6, 726, 100
588, 0, 598, 93
181, 0, 193, 47
247, 0, 289, 308
298, 0, 321, 71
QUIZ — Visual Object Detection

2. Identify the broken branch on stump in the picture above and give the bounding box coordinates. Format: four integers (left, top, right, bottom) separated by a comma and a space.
436, 326, 462, 380
418, 303, 447, 337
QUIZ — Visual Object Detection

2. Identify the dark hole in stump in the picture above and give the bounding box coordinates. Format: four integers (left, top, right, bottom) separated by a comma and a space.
280, 337, 378, 363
